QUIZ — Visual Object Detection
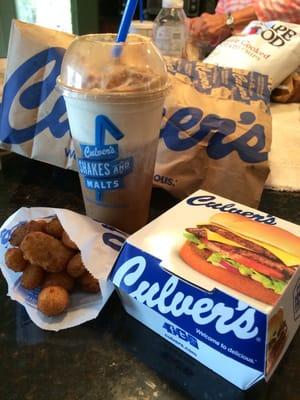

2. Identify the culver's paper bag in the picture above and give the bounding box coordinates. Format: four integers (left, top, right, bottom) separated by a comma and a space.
271, 67, 300, 104
0, 20, 271, 209
154, 58, 271, 208
0, 207, 127, 331
0, 20, 76, 170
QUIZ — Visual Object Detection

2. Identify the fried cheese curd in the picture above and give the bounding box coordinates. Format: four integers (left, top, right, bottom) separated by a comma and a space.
79, 271, 100, 293
38, 286, 69, 316
9, 220, 47, 246
61, 230, 79, 250
5, 247, 28, 272
43, 271, 75, 292
21, 264, 45, 290
67, 253, 86, 278
44, 217, 64, 239
20, 231, 74, 272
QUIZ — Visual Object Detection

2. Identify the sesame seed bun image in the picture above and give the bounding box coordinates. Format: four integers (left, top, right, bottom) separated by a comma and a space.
266, 308, 288, 374
179, 213, 300, 305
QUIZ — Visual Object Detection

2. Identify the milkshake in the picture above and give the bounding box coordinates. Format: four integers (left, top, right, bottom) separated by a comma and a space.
57, 34, 169, 233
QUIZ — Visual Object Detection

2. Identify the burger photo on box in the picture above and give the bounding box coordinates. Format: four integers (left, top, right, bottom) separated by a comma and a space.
266, 308, 288, 375
179, 213, 300, 305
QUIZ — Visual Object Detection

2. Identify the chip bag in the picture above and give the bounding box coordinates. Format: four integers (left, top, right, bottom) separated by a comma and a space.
204, 21, 300, 89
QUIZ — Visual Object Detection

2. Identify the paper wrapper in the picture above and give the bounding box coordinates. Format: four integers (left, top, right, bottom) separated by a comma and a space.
0, 20, 76, 169
0, 207, 127, 331
154, 58, 272, 208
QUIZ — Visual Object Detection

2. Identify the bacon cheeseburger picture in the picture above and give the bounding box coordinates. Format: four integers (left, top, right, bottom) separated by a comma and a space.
179, 213, 300, 304
267, 308, 288, 374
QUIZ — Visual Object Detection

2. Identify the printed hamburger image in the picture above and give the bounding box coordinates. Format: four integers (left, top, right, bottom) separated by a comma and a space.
266, 308, 288, 375
179, 213, 300, 305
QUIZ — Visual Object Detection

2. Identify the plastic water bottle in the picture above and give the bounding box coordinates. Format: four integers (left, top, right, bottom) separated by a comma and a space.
153, 0, 187, 57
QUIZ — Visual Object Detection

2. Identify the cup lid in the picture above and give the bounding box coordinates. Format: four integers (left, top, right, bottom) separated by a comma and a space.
57, 33, 169, 98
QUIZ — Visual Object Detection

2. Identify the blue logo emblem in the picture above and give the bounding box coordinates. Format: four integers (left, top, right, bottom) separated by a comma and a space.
78, 115, 133, 202
0, 47, 69, 144
110, 243, 267, 371
160, 108, 268, 163
163, 322, 199, 349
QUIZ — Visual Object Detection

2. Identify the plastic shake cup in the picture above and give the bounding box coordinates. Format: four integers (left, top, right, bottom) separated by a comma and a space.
57, 34, 169, 233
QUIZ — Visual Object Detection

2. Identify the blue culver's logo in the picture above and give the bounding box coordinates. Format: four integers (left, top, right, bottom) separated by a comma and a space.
0, 47, 267, 164
111, 243, 267, 371
0, 47, 69, 144
187, 194, 277, 225
78, 115, 133, 202
160, 107, 267, 163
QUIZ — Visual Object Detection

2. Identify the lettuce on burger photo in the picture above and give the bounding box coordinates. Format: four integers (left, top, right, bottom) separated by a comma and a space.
179, 213, 300, 305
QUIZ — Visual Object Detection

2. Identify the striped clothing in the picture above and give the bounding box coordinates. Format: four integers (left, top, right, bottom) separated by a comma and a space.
216, 0, 300, 23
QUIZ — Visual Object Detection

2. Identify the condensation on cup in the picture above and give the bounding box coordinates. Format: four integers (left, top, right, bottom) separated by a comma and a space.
57, 34, 169, 233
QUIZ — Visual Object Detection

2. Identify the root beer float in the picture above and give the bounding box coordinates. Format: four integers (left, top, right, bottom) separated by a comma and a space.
57, 33, 169, 233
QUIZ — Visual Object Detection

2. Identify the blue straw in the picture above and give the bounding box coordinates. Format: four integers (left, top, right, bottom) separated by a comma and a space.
116, 0, 139, 43
113, 0, 139, 57
139, 0, 144, 22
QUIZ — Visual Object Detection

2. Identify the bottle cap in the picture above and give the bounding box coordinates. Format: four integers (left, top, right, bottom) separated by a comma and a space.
162, 0, 184, 8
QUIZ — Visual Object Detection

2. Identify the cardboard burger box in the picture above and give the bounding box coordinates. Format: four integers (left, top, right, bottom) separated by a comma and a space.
109, 190, 300, 390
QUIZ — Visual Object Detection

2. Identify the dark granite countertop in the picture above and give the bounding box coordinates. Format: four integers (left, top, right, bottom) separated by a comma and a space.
0, 153, 299, 400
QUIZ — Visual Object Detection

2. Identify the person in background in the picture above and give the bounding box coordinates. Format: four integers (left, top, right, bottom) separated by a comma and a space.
189, 0, 300, 45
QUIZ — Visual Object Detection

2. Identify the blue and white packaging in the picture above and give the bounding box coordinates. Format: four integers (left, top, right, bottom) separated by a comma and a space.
110, 189, 300, 389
